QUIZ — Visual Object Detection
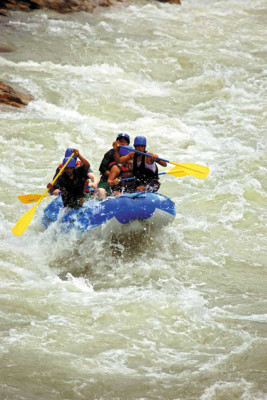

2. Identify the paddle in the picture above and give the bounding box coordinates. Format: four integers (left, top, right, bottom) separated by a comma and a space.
159, 165, 187, 178
18, 193, 51, 204
18, 186, 94, 204
119, 145, 209, 179
12, 153, 75, 236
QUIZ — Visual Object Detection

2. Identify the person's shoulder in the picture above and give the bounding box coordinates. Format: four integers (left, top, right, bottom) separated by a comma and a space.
76, 164, 89, 176
104, 148, 114, 157
76, 164, 86, 171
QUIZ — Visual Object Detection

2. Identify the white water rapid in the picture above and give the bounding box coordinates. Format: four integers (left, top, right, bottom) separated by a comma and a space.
0, 1, 266, 399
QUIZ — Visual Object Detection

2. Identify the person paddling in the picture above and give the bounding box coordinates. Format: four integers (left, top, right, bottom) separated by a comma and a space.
98, 133, 130, 194
53, 148, 106, 201
107, 146, 135, 195
113, 136, 167, 192
47, 149, 95, 208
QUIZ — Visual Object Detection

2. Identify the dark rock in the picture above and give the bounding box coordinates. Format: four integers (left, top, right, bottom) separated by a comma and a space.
0, 0, 129, 15
158, 0, 181, 3
0, 0, 179, 16
0, 0, 97, 13
0, 46, 15, 53
0, 81, 34, 108
0, 8, 8, 15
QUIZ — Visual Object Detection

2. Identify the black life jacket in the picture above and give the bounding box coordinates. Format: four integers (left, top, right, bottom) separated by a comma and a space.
133, 153, 159, 186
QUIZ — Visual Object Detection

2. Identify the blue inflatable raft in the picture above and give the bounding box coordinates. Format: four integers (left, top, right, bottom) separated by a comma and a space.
42, 192, 176, 234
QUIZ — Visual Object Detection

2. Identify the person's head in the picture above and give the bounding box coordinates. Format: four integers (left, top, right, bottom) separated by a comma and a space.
116, 133, 130, 146
134, 136, 147, 152
65, 148, 78, 160
62, 157, 76, 176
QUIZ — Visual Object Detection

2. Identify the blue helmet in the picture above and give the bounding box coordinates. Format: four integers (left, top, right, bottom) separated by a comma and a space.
65, 148, 77, 160
62, 157, 76, 168
134, 136, 147, 147
116, 133, 130, 144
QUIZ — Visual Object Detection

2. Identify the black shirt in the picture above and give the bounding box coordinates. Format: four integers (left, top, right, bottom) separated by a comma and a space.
53, 165, 89, 208
99, 148, 115, 182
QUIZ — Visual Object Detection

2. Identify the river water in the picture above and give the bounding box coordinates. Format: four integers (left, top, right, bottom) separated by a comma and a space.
0, 0, 266, 399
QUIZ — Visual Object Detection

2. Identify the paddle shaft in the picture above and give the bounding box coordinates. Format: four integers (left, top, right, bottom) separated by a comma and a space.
129, 148, 203, 175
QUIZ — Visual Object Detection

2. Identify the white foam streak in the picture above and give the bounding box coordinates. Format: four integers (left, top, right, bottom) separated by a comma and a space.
0, 57, 124, 77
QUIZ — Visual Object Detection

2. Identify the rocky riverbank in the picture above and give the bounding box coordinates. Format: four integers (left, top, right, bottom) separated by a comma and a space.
0, 81, 34, 107
0, 0, 180, 15
0, 0, 180, 107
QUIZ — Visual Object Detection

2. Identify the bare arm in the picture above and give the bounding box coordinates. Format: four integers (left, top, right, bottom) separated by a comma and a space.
156, 159, 167, 167
88, 172, 99, 189
107, 165, 121, 186
146, 153, 167, 167
73, 149, 90, 169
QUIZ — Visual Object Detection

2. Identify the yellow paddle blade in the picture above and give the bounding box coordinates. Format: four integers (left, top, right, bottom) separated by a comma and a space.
11, 204, 38, 236
165, 166, 187, 177
169, 162, 209, 179
18, 193, 49, 204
